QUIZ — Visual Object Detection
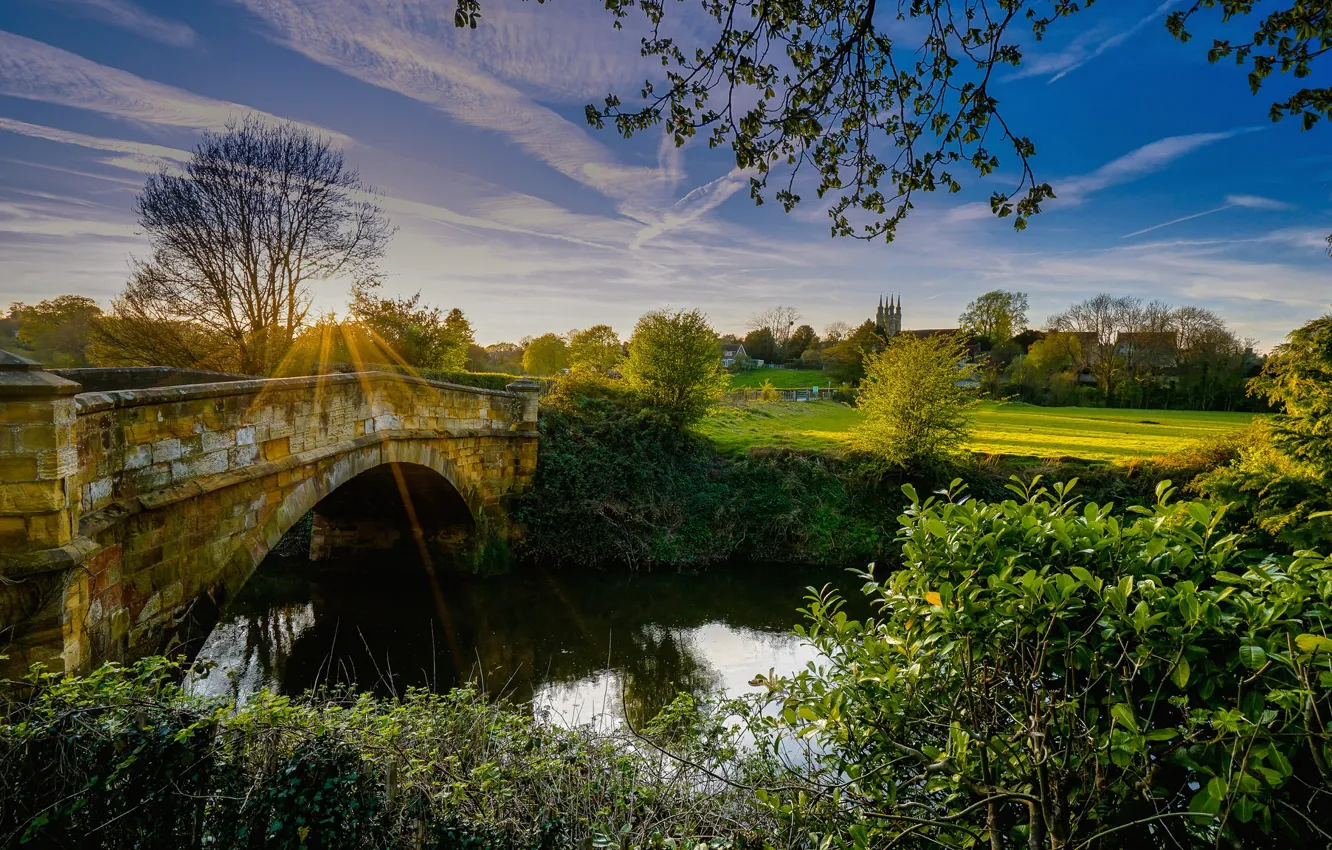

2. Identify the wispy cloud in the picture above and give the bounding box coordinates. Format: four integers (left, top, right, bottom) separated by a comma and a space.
1122, 193, 1292, 238
1011, 0, 1181, 82
1058, 130, 1252, 203
230, 0, 729, 247
231, 0, 665, 203
944, 130, 1251, 222
0, 30, 342, 138
44, 0, 197, 47
0, 117, 190, 166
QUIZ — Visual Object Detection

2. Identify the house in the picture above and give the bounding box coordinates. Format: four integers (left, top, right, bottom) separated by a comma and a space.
720, 343, 748, 367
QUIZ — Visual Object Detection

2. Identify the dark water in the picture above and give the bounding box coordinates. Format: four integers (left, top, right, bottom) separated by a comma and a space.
189, 555, 872, 726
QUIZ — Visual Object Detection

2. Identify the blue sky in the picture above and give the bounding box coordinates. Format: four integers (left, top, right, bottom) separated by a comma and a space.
0, 0, 1328, 347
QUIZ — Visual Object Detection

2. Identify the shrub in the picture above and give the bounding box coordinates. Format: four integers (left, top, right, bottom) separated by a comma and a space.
855, 331, 979, 465
1196, 314, 1332, 551
623, 309, 729, 425
746, 479, 1332, 848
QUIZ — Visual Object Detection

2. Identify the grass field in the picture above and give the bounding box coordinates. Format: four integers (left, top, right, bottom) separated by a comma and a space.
727, 369, 831, 389
694, 401, 1257, 462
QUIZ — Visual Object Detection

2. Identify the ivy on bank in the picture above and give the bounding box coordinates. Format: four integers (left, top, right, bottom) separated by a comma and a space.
0, 660, 781, 849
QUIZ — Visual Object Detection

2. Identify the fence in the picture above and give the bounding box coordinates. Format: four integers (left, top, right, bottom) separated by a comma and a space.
726, 387, 828, 405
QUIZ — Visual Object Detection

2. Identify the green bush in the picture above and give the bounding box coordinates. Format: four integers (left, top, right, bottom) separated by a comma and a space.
745, 479, 1332, 848
1196, 314, 1332, 552
0, 659, 782, 849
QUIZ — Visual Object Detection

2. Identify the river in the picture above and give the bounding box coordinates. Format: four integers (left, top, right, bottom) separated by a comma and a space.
188, 552, 872, 726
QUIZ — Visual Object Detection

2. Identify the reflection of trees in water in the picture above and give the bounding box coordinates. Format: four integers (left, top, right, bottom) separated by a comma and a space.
618, 625, 720, 727
199, 557, 868, 707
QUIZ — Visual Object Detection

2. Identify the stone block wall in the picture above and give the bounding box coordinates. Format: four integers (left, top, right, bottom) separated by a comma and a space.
1, 369, 538, 676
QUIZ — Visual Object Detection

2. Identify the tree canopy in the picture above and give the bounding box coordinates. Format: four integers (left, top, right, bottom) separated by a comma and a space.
855, 331, 979, 464
623, 308, 729, 423
523, 333, 570, 375
568, 324, 625, 371
349, 284, 472, 370
959, 289, 1028, 346
454, 0, 1331, 241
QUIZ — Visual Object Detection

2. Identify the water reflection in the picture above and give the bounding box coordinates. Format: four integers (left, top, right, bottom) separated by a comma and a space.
190, 557, 869, 726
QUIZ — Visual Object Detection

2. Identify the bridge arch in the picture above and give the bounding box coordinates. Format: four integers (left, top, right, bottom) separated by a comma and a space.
192, 442, 490, 660
0, 360, 540, 676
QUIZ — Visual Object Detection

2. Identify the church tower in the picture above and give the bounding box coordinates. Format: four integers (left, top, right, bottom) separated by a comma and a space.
881, 294, 901, 337
874, 294, 904, 337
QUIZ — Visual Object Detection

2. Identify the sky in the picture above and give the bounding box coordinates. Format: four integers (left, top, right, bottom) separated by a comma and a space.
0, 0, 1328, 348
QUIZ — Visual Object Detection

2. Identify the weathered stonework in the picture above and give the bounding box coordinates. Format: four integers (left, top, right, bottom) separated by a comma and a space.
0, 360, 539, 676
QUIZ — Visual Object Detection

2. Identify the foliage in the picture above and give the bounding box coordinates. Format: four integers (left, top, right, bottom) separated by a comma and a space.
742, 327, 777, 363
0, 658, 784, 849
567, 324, 624, 372
756, 379, 780, 403
856, 331, 980, 465
819, 320, 884, 385
959, 289, 1029, 346
88, 290, 244, 372
519, 387, 890, 568
3, 296, 102, 367
471, 341, 526, 374
1197, 313, 1332, 551
786, 325, 818, 360
348, 282, 473, 370
126, 116, 392, 375
1248, 313, 1332, 468
522, 333, 569, 375
747, 307, 801, 358
747, 479, 1332, 849
499, 0, 1332, 242
1043, 295, 1257, 410
623, 309, 729, 425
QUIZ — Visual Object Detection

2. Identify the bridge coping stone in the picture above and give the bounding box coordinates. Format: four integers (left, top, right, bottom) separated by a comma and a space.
74, 370, 527, 415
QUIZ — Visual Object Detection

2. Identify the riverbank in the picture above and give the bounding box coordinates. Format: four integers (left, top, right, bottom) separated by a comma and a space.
516, 390, 1247, 569
2, 658, 783, 849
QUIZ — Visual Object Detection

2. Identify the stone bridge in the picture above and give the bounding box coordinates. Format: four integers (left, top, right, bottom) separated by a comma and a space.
0, 351, 540, 676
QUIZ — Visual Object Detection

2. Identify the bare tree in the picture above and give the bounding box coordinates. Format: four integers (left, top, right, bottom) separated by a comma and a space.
1172, 305, 1228, 351
823, 321, 851, 344
748, 306, 801, 355
127, 116, 393, 374
1047, 294, 1137, 404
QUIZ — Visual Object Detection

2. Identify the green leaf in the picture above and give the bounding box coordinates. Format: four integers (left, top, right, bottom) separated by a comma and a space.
1296, 634, 1332, 654
1110, 702, 1139, 733
1171, 658, 1190, 689
1239, 644, 1267, 670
